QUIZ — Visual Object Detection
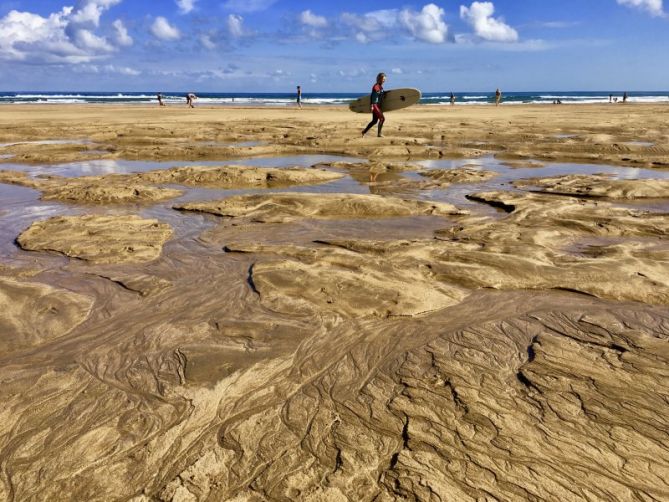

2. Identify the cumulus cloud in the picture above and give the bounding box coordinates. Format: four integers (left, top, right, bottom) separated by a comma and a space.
617, 0, 665, 16
300, 10, 328, 28
176, 0, 196, 14
71, 0, 122, 27
0, 2, 124, 64
151, 17, 180, 41
460, 2, 518, 42
112, 19, 132, 46
391, 67, 403, 74
227, 14, 245, 38
399, 4, 448, 43
222, 0, 277, 13
342, 4, 448, 44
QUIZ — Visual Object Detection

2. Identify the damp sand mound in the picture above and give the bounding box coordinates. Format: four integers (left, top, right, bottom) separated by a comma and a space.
175, 193, 467, 223
514, 173, 669, 199
419, 166, 498, 185
227, 241, 467, 317
17, 215, 173, 264
0, 170, 182, 204
0, 277, 93, 354
132, 164, 344, 188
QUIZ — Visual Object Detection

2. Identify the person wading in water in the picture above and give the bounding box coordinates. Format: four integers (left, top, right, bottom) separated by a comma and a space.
362, 73, 387, 138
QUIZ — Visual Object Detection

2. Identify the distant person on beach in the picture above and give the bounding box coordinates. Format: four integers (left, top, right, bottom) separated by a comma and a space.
450, 92, 456, 105
495, 88, 502, 106
157, 93, 165, 106
623, 91, 628, 103
296, 85, 302, 108
186, 93, 197, 108
362, 72, 387, 138
609, 94, 613, 103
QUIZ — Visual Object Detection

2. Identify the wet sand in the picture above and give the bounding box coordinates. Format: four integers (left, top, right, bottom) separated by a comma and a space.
0, 104, 668, 501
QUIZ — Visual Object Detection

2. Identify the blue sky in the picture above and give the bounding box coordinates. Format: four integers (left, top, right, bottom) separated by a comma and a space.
0, 0, 667, 91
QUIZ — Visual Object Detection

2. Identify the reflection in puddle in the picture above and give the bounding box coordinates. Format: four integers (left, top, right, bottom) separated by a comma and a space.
2, 155, 365, 178
417, 157, 669, 181
414, 156, 669, 208
0, 183, 67, 258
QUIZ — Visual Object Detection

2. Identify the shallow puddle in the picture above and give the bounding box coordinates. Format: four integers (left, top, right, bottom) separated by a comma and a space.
1, 154, 365, 178
2, 154, 669, 261
412, 156, 669, 209
0, 183, 67, 259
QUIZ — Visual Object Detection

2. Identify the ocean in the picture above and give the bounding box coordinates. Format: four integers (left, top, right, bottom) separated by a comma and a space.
0, 91, 668, 106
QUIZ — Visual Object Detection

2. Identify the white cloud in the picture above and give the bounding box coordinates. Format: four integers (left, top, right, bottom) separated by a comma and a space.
341, 9, 398, 43
617, 0, 665, 16
74, 28, 114, 51
71, 0, 121, 27
300, 10, 328, 28
227, 14, 245, 38
391, 67, 403, 74
460, 2, 518, 42
399, 4, 448, 44
112, 19, 132, 46
200, 34, 216, 49
0, 6, 121, 63
342, 5, 448, 44
176, 0, 196, 15
222, 0, 277, 13
151, 17, 180, 41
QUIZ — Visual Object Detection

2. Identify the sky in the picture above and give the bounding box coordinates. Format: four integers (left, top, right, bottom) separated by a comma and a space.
0, 0, 667, 92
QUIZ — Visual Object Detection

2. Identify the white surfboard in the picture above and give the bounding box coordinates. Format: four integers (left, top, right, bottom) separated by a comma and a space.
349, 88, 422, 113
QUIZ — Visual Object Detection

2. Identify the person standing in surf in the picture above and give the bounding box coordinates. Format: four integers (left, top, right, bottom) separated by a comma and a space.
362, 73, 386, 138
296, 85, 302, 108
495, 88, 502, 106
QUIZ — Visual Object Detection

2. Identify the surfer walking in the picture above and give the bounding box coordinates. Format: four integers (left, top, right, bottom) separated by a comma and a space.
362, 73, 387, 138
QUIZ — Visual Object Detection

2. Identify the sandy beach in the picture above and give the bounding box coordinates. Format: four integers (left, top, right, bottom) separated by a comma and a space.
1, 103, 668, 501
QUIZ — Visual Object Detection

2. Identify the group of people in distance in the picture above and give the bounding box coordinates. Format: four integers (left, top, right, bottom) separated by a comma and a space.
155, 92, 196, 107
609, 92, 629, 103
